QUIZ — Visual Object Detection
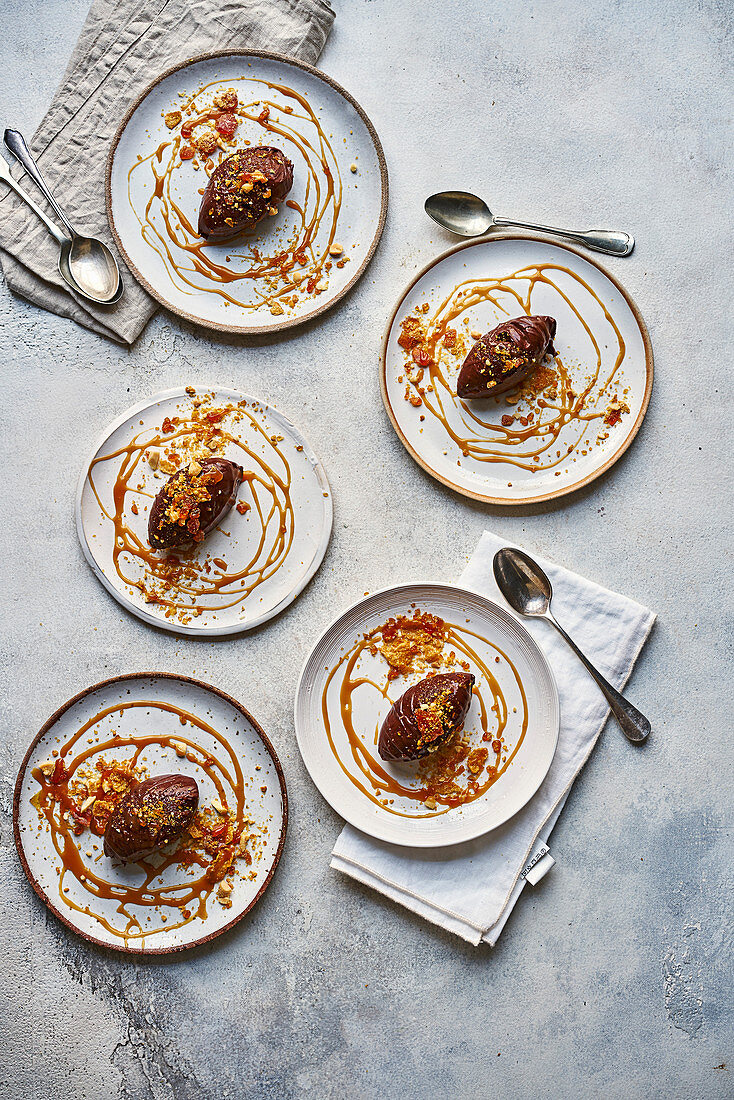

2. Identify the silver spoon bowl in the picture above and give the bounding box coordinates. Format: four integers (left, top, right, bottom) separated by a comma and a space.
3, 129, 122, 305
493, 547, 650, 744
425, 190, 634, 257
60, 232, 122, 303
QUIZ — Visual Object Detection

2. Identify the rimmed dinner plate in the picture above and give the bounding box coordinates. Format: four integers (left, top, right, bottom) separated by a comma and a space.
13, 673, 287, 955
381, 235, 653, 506
107, 50, 388, 334
294, 584, 559, 847
76, 385, 332, 636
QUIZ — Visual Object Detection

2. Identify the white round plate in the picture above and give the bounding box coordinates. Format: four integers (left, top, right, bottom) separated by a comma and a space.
14, 674, 287, 954
77, 386, 332, 635
107, 50, 387, 334
295, 584, 559, 846
382, 236, 653, 505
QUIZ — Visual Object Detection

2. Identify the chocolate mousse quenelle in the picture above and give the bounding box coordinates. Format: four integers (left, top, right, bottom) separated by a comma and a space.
198, 146, 294, 243
148, 456, 243, 550
457, 314, 557, 399
378, 672, 475, 762
104, 775, 199, 863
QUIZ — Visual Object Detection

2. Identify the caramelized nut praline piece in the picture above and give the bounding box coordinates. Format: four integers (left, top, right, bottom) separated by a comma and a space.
103, 774, 199, 862
378, 671, 475, 762
457, 315, 557, 399
198, 147, 294, 243
148, 456, 243, 550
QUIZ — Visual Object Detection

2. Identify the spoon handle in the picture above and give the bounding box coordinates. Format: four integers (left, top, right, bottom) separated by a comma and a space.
0, 155, 68, 246
492, 216, 634, 257
3, 129, 77, 239
546, 612, 650, 743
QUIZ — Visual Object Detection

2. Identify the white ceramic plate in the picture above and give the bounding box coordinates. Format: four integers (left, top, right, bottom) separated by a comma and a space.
77, 386, 332, 635
107, 50, 387, 334
295, 584, 559, 846
382, 236, 653, 505
14, 674, 287, 954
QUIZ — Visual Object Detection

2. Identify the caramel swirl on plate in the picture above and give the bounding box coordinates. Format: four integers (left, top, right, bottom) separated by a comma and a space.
29, 701, 263, 946
127, 77, 345, 317
321, 610, 528, 817
397, 263, 631, 475
87, 396, 295, 625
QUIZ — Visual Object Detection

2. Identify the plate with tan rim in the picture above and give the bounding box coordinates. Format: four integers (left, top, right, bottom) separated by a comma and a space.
106, 50, 388, 334
381, 235, 653, 506
76, 385, 332, 636
294, 584, 559, 846
13, 673, 288, 955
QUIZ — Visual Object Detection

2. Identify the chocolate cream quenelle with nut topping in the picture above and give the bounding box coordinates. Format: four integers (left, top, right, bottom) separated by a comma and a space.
198, 147, 294, 243
148, 457, 244, 550
457, 315, 557, 399
378, 672, 475, 761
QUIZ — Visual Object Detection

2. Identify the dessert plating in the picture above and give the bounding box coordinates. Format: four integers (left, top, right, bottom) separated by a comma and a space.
395, 262, 633, 477
321, 609, 527, 816
85, 391, 301, 626
24, 693, 275, 946
125, 76, 351, 318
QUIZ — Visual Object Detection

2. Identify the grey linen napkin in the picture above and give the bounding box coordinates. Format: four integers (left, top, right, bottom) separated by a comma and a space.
0, 0, 335, 344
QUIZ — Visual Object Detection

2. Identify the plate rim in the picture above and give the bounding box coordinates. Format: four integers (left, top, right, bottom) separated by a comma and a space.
105, 48, 389, 335
380, 233, 654, 506
294, 581, 560, 847
13, 671, 289, 956
75, 384, 333, 636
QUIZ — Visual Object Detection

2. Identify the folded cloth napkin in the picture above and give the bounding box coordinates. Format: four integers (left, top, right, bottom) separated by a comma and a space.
0, 0, 334, 344
331, 530, 656, 946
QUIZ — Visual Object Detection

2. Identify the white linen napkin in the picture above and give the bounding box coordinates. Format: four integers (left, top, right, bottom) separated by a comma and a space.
330, 530, 655, 946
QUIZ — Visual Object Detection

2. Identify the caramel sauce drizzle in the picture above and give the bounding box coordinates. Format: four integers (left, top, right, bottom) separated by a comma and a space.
321, 613, 529, 817
400, 264, 629, 474
29, 700, 254, 945
87, 401, 295, 623
126, 77, 343, 313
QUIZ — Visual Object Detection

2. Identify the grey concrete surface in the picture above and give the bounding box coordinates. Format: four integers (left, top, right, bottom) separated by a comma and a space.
1, 1, 732, 1097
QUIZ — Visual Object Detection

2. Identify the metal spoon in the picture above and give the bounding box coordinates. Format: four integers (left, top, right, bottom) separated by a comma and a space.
425, 191, 634, 257
3, 129, 122, 304
493, 547, 650, 743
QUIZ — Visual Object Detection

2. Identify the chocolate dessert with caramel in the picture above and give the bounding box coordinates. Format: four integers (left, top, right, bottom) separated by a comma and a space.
148, 456, 243, 550
104, 774, 199, 862
457, 315, 557, 399
198, 147, 294, 243
378, 671, 475, 761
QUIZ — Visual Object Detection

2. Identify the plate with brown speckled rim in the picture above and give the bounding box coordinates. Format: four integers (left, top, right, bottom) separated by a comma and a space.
14, 673, 287, 955
76, 385, 332, 636
381, 234, 653, 506
107, 50, 388, 334
295, 584, 559, 847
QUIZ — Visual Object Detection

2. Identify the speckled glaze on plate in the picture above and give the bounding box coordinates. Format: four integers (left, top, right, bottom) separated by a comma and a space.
14, 674, 287, 955
295, 584, 559, 847
381, 235, 653, 506
76, 386, 332, 636
107, 50, 388, 334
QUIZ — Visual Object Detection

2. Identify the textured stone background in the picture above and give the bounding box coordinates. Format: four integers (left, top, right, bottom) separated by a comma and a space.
1, 1, 731, 1097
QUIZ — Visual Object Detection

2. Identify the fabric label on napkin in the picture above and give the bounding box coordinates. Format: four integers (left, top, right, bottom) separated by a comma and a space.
521, 843, 554, 885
